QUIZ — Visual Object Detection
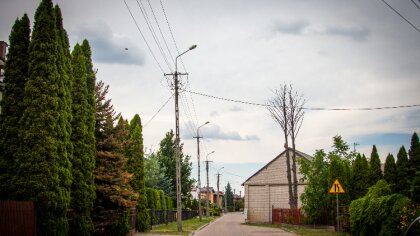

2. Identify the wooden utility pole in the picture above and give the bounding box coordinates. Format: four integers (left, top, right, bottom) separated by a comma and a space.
205, 159, 212, 216
216, 172, 222, 208
194, 135, 203, 220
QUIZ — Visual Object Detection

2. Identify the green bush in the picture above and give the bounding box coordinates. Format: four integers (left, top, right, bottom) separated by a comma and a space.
136, 191, 150, 232
210, 205, 220, 216
110, 211, 130, 236
349, 180, 416, 236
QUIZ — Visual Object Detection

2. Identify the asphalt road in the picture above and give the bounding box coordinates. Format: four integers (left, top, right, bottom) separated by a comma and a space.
193, 212, 295, 236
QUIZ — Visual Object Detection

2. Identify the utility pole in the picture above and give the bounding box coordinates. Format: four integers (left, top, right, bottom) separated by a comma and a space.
224, 186, 228, 212
194, 121, 209, 221
164, 44, 197, 232
233, 189, 236, 212
216, 167, 223, 208
353, 142, 359, 152
205, 159, 213, 216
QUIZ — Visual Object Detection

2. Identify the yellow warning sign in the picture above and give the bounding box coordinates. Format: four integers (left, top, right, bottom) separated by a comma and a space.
329, 179, 345, 194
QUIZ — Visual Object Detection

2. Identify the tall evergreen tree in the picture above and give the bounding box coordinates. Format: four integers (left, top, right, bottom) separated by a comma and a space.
156, 130, 194, 203
93, 80, 137, 235
395, 146, 410, 196
351, 154, 370, 199
70, 44, 95, 235
15, 0, 72, 234
225, 182, 234, 209
126, 115, 150, 231
408, 132, 420, 180
0, 14, 30, 199
383, 153, 397, 192
369, 145, 382, 186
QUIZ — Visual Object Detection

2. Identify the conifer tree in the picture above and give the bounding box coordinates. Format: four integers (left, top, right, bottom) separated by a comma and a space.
0, 14, 30, 199
93, 80, 137, 234
351, 154, 370, 199
369, 145, 382, 186
384, 153, 397, 192
408, 132, 420, 180
395, 146, 410, 196
70, 44, 95, 235
16, 0, 71, 233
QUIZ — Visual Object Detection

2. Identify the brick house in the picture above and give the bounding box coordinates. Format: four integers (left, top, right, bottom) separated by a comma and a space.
242, 148, 312, 223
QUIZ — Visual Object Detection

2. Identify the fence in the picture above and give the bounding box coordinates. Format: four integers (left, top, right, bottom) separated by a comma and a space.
147, 209, 199, 227
0, 201, 36, 236
272, 208, 301, 225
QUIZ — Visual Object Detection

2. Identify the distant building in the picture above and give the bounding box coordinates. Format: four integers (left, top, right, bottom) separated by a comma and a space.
242, 148, 312, 223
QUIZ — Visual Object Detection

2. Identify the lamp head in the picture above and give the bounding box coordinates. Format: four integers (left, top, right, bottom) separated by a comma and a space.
189, 45, 197, 50
205, 121, 210, 125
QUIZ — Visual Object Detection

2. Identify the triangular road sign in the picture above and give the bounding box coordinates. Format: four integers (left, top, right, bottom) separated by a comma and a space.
329, 179, 345, 194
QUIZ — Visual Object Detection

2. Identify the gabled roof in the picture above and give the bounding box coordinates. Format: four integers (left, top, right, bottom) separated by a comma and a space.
241, 148, 312, 185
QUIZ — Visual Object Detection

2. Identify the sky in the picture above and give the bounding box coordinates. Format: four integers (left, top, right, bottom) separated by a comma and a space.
1, 0, 419, 193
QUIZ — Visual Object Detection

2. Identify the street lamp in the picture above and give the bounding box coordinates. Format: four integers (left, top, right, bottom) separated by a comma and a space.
196, 121, 210, 221
205, 151, 215, 217
216, 167, 224, 209
174, 44, 197, 232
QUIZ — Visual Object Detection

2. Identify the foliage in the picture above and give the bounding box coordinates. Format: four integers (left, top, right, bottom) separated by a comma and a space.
396, 146, 410, 196
0, 13, 30, 199
109, 210, 130, 236
369, 145, 383, 186
225, 182, 234, 209
384, 153, 397, 192
349, 180, 415, 236
411, 171, 420, 203
14, 0, 72, 234
351, 153, 370, 199
136, 191, 150, 232
166, 196, 173, 210
93, 81, 137, 234
159, 190, 167, 222
210, 205, 221, 216
408, 132, 420, 185
155, 130, 195, 203
70, 43, 96, 235
235, 198, 244, 211
299, 150, 329, 223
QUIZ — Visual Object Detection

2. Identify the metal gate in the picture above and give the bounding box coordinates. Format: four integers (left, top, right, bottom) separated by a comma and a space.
0, 201, 36, 236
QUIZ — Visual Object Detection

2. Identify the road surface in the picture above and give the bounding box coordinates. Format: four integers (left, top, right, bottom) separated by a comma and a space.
193, 212, 295, 236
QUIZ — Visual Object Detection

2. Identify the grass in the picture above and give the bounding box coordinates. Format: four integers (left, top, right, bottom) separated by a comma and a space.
146, 216, 217, 235
245, 223, 351, 236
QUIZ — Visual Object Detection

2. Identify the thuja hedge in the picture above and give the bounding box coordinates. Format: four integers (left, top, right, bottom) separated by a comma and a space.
349, 180, 419, 236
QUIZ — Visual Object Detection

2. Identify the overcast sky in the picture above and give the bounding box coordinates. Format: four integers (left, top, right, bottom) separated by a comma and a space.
1, 0, 419, 193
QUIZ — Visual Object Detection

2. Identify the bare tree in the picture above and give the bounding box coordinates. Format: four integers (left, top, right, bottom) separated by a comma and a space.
267, 83, 305, 209
267, 84, 294, 208
287, 85, 305, 208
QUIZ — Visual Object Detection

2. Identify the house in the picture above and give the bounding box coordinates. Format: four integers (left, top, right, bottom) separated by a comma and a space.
242, 148, 312, 223
199, 187, 215, 204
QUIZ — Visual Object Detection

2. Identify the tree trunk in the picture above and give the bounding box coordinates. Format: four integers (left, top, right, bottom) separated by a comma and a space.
291, 141, 298, 209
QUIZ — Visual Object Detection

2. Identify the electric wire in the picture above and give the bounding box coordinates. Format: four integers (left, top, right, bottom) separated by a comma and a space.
144, 94, 173, 127
412, 0, 420, 9
183, 89, 420, 111
159, 0, 187, 72
378, 0, 420, 33
146, 0, 175, 65
135, 0, 173, 71
123, 0, 165, 73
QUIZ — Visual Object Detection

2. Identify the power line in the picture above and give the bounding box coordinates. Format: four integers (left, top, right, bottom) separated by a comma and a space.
135, 0, 173, 71
183, 89, 420, 111
159, 0, 187, 72
146, 0, 175, 65
144, 94, 173, 127
412, 0, 420, 9
123, 0, 165, 73
378, 0, 420, 33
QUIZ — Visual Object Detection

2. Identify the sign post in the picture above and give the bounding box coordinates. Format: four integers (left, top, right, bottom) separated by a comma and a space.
329, 178, 345, 234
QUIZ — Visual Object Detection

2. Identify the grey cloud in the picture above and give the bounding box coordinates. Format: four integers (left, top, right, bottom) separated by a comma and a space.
185, 124, 259, 141
229, 105, 243, 112
74, 21, 145, 65
210, 111, 219, 117
272, 19, 309, 35
323, 26, 370, 42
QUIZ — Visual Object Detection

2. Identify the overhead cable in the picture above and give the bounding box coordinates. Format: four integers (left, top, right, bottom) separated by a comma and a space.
183, 89, 420, 111
144, 94, 173, 127
123, 0, 165, 73
378, 0, 420, 33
